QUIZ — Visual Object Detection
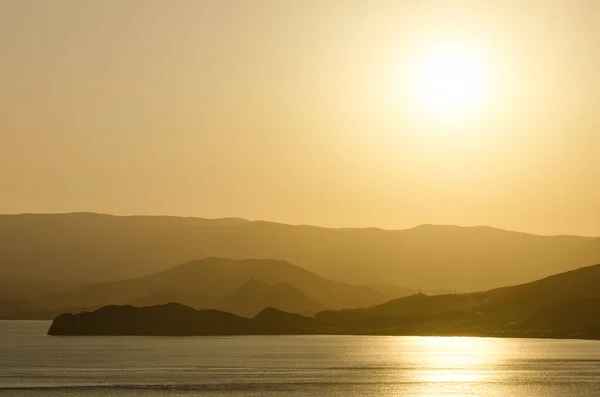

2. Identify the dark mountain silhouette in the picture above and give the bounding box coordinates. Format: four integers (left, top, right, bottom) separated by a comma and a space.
47, 303, 321, 336
485, 264, 600, 314
346, 263, 600, 321
518, 298, 600, 338
7, 258, 384, 318
315, 264, 600, 335
48, 264, 600, 339
122, 280, 325, 317
48, 303, 254, 336
1, 213, 598, 294
252, 307, 316, 333
124, 288, 209, 309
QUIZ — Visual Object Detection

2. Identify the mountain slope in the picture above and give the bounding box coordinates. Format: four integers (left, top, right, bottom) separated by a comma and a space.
47, 303, 254, 336
518, 297, 600, 338
316, 263, 600, 334
0, 213, 249, 282
1, 213, 598, 292
22, 258, 385, 317
219, 279, 326, 317
486, 264, 600, 314
47, 264, 600, 338
47, 303, 319, 336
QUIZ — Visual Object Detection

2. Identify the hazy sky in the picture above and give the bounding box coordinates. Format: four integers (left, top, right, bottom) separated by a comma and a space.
1, 0, 599, 236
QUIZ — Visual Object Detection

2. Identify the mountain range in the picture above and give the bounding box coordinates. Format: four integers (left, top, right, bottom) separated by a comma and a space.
48, 263, 600, 340
0, 258, 387, 319
314, 263, 600, 336
2, 212, 599, 294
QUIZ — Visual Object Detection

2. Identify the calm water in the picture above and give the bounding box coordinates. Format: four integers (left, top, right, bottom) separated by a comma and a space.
1, 321, 600, 396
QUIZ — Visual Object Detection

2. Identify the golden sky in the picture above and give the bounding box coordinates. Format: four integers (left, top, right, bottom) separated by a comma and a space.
1, 0, 599, 235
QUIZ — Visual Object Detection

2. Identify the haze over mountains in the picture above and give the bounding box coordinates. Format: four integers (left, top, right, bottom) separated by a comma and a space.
315, 263, 600, 336
48, 264, 600, 339
1, 258, 386, 319
2, 212, 599, 338
1, 213, 599, 295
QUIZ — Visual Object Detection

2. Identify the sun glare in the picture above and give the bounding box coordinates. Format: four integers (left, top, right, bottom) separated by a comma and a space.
410, 44, 490, 120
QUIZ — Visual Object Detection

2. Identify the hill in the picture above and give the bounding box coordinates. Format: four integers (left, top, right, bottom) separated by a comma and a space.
4, 258, 385, 319
218, 279, 325, 317
47, 303, 255, 336
517, 298, 600, 339
315, 263, 600, 335
1, 213, 598, 293
486, 264, 600, 314
48, 303, 320, 336
48, 264, 600, 339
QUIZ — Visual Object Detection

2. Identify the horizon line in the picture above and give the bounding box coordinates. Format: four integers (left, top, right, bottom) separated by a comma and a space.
0, 211, 596, 239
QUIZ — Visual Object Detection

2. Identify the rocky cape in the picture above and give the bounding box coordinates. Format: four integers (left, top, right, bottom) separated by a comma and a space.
48, 303, 315, 336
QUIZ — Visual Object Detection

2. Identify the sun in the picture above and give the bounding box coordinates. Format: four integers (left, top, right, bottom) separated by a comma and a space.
410, 44, 490, 120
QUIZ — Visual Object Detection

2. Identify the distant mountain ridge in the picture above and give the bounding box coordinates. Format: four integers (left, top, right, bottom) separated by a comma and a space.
1, 258, 386, 319
1, 212, 598, 293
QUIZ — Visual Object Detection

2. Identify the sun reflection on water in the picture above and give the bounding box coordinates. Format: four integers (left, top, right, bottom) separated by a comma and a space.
399, 336, 505, 393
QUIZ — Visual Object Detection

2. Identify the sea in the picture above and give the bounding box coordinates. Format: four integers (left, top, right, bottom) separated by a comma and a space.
1, 321, 600, 396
